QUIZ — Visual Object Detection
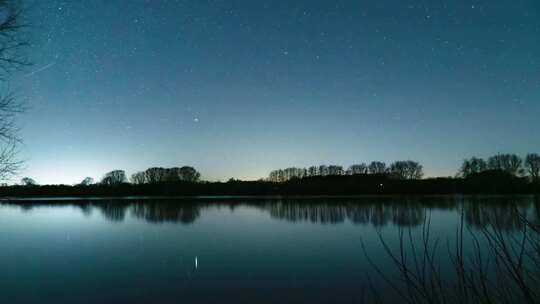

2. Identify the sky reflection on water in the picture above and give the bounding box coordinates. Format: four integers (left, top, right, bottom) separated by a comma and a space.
0, 196, 538, 303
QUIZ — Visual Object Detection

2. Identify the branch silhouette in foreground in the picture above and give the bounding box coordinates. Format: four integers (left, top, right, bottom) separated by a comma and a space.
0, 0, 29, 181
363, 207, 540, 303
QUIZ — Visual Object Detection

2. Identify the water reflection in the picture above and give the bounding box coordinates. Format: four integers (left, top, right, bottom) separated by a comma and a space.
97, 201, 130, 222
1, 196, 538, 230
260, 196, 537, 230
461, 196, 540, 232
262, 200, 428, 227
131, 202, 200, 224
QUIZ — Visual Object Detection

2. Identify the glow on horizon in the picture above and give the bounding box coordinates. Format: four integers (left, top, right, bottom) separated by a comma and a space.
15, 159, 456, 185
9, 1, 540, 185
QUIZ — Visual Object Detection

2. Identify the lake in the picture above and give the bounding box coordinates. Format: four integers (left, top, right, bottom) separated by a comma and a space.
0, 196, 538, 303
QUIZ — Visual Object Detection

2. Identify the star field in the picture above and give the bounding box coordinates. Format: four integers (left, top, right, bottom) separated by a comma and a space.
13, 0, 540, 184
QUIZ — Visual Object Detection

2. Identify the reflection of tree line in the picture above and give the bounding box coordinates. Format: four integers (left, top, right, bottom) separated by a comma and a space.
131, 203, 200, 224
2, 196, 539, 230
261, 197, 538, 230
462, 196, 540, 232
92, 198, 538, 229
261, 198, 444, 227
1, 200, 202, 224
262, 201, 427, 227
94, 200, 201, 224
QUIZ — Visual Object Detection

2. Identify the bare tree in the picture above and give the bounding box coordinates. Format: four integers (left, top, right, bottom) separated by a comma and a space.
471, 157, 487, 173
268, 170, 278, 182
284, 167, 295, 180
507, 154, 523, 175
130, 167, 201, 184
368, 161, 387, 174
488, 154, 523, 176
20, 176, 36, 186
318, 165, 329, 176
269, 169, 286, 182
307, 166, 318, 177
459, 157, 487, 177
130, 171, 146, 184
144, 167, 166, 183
364, 208, 540, 304
327, 165, 344, 176
390, 160, 424, 180
179, 166, 200, 182
389, 161, 407, 179
525, 153, 540, 181
0, 1, 29, 180
164, 167, 182, 182
348, 163, 368, 175
79, 177, 94, 186
101, 170, 127, 185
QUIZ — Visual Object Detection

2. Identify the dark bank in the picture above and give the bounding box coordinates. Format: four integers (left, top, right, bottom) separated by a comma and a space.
3, 170, 540, 197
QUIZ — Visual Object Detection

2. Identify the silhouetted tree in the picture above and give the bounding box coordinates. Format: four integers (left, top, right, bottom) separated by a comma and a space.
270, 165, 346, 181
348, 163, 368, 175
318, 165, 329, 176
139, 166, 201, 183
389, 161, 423, 180
0, 1, 29, 180
268, 170, 278, 182
368, 161, 387, 174
268, 161, 423, 182
101, 170, 127, 185
144, 167, 166, 183
269, 169, 286, 182
79, 177, 94, 186
471, 157, 487, 173
507, 155, 523, 175
328, 165, 344, 176
459, 157, 487, 177
286, 167, 307, 179
300, 167, 308, 178
284, 167, 296, 180
164, 167, 182, 182
20, 177, 36, 186
525, 153, 540, 181
179, 166, 200, 182
130, 171, 146, 184
488, 154, 522, 176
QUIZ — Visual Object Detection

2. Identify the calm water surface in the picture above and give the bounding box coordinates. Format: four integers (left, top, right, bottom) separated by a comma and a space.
0, 196, 538, 303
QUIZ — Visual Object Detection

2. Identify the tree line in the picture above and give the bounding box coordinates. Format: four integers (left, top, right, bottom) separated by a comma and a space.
16, 166, 202, 186
103, 166, 201, 185
459, 153, 540, 181
16, 153, 540, 189
267, 161, 423, 182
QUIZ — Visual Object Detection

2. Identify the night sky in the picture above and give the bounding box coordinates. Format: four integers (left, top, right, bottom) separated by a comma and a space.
14, 0, 540, 184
